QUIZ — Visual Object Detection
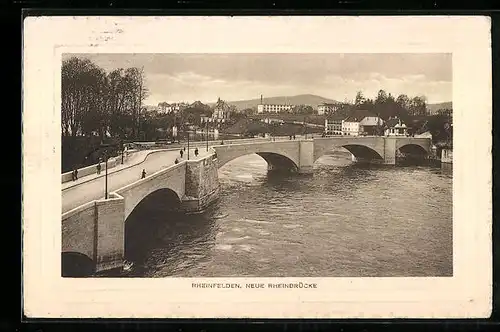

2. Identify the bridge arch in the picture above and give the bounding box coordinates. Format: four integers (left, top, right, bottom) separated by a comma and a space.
214, 143, 300, 173
124, 188, 182, 262
397, 143, 429, 156
313, 137, 386, 164
61, 251, 95, 277
339, 144, 384, 162
314, 143, 384, 163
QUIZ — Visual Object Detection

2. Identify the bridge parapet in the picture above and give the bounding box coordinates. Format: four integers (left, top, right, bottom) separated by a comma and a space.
115, 162, 186, 220
313, 136, 432, 164
213, 140, 314, 173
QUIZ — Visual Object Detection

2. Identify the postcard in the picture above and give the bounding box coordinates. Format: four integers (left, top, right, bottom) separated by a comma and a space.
22, 15, 492, 318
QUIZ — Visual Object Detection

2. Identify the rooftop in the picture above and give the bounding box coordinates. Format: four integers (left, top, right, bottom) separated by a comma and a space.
343, 109, 376, 122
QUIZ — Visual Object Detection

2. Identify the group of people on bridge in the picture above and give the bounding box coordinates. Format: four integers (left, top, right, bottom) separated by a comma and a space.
174, 147, 199, 164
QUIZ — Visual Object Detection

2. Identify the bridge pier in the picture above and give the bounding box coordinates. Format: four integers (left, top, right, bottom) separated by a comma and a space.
297, 140, 315, 174
181, 153, 220, 214
382, 137, 397, 165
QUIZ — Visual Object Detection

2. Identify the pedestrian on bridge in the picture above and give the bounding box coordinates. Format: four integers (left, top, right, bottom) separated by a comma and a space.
175, 158, 179, 164
96, 163, 101, 175
141, 169, 146, 179
194, 148, 199, 156
73, 168, 78, 181
180, 149, 184, 158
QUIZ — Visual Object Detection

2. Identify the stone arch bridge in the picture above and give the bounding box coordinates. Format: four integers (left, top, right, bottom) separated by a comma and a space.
213, 136, 431, 173
61, 136, 431, 275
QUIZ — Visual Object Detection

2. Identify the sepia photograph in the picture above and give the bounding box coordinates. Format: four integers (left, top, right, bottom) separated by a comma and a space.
23, 16, 491, 319
60, 53, 453, 278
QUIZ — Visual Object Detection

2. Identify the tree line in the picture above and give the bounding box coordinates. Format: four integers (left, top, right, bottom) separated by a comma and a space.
330, 90, 429, 122
62, 56, 148, 140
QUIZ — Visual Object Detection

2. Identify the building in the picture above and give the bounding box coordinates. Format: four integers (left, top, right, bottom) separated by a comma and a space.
359, 115, 384, 136
384, 117, 409, 136
317, 103, 340, 115
261, 117, 285, 125
342, 110, 376, 136
324, 115, 344, 135
211, 97, 231, 123
257, 103, 294, 114
157, 102, 189, 114
144, 105, 160, 113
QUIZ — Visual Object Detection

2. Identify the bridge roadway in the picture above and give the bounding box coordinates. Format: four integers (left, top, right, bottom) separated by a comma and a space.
62, 147, 210, 214
61, 137, 293, 214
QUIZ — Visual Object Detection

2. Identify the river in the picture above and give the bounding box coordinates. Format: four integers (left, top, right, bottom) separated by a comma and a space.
117, 150, 453, 278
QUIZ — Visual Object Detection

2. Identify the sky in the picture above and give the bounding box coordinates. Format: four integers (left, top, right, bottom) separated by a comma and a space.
64, 53, 452, 105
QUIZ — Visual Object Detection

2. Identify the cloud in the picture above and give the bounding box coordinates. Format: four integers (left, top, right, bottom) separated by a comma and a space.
68, 53, 452, 104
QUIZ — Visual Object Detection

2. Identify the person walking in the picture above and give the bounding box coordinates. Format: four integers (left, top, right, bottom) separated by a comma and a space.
175, 158, 179, 164
180, 149, 184, 158
71, 169, 75, 181
194, 148, 199, 157
74, 168, 78, 180
96, 163, 101, 175
141, 169, 146, 179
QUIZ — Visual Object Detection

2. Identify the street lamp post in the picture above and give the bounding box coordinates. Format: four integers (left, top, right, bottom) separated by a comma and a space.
121, 141, 124, 164
304, 116, 307, 139
187, 131, 190, 160
206, 120, 209, 152
104, 153, 109, 199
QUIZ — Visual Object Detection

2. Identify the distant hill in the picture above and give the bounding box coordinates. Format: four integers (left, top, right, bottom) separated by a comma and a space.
210, 94, 339, 110
427, 101, 452, 113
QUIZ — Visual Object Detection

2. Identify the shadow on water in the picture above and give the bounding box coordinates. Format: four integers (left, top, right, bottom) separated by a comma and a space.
61, 252, 95, 277
109, 196, 221, 278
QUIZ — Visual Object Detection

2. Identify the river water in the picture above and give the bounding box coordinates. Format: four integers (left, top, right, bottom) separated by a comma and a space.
120, 150, 453, 278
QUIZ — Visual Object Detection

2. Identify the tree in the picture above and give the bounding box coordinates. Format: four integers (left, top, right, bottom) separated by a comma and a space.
375, 89, 388, 104
62, 57, 105, 137
61, 56, 150, 140
291, 104, 314, 115
409, 96, 427, 117
354, 91, 366, 106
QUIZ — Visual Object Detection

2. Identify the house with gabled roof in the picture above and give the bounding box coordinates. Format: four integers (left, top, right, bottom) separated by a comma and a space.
384, 117, 409, 136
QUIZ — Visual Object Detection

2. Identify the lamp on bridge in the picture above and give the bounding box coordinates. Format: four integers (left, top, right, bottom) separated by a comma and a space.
186, 130, 190, 160
206, 119, 209, 152
101, 151, 109, 200
120, 140, 124, 164
304, 116, 308, 139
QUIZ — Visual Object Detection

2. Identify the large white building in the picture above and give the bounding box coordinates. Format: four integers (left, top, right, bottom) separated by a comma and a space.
257, 104, 294, 114
342, 118, 361, 136
324, 115, 344, 136
317, 103, 340, 115
157, 102, 189, 114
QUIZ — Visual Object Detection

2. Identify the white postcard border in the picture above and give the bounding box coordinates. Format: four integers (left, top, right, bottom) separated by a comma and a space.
22, 16, 492, 318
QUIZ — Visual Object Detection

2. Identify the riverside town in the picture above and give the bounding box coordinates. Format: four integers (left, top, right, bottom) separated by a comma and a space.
61, 53, 452, 278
